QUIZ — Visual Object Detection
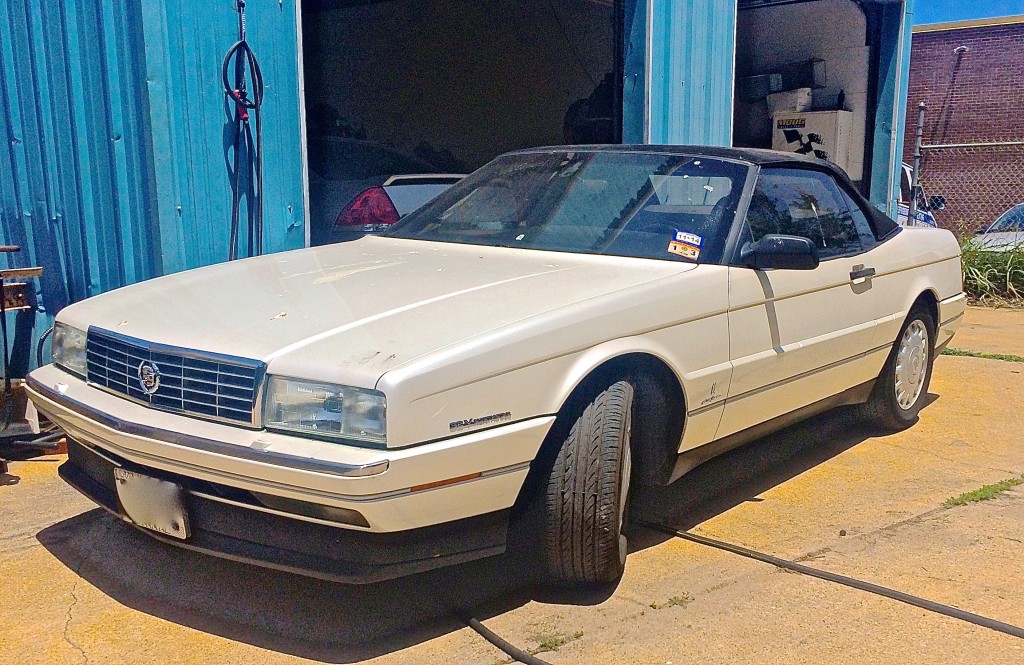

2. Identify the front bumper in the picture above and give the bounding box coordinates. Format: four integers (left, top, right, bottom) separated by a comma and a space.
60, 438, 511, 583
27, 365, 553, 532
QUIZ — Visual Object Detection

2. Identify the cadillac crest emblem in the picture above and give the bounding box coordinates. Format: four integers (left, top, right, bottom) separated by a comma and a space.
137, 360, 161, 395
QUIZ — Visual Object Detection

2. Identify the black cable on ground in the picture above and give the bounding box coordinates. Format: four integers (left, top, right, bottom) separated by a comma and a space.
638, 520, 1024, 640
6, 430, 62, 449
462, 615, 553, 665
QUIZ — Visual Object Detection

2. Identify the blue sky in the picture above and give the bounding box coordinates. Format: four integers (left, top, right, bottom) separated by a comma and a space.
914, 0, 1024, 25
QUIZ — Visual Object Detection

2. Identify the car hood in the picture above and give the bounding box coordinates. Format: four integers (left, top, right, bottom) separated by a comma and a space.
58, 237, 694, 388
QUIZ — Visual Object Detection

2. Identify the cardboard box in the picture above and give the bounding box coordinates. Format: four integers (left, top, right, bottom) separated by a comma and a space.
766, 88, 813, 115
772, 110, 859, 180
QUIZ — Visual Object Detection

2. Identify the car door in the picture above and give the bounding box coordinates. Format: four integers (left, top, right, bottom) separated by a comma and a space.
718, 167, 889, 439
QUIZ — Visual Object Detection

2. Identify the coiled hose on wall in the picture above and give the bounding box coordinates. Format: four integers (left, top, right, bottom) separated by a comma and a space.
222, 0, 265, 260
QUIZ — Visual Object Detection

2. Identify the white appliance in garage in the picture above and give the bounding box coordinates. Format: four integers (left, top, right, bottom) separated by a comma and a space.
772, 110, 862, 180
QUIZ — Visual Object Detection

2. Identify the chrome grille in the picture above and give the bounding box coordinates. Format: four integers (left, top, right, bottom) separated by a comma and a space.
85, 327, 265, 427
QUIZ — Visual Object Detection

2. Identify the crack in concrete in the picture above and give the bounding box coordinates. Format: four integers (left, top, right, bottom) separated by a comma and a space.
793, 506, 947, 563
63, 577, 89, 665
879, 440, 1021, 476
61, 517, 112, 665
792, 486, 1024, 566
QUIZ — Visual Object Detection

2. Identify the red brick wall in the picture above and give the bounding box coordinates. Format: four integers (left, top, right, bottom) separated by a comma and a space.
902, 22, 1024, 229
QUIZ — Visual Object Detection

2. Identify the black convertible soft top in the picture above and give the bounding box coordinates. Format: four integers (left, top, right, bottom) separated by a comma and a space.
510, 144, 901, 239
512, 143, 837, 165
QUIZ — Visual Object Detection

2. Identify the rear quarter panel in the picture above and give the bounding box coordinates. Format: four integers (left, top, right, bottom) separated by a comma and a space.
869, 227, 963, 345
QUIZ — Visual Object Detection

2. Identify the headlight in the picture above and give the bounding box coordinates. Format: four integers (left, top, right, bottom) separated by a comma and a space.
52, 323, 88, 378
264, 376, 386, 446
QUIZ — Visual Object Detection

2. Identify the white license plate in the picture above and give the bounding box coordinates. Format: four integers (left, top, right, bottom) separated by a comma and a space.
113, 468, 191, 540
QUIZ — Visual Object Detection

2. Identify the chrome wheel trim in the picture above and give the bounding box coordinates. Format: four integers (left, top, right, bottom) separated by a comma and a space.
895, 319, 929, 410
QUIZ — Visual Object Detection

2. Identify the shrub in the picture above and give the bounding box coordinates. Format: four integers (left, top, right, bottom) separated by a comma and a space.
960, 239, 1024, 305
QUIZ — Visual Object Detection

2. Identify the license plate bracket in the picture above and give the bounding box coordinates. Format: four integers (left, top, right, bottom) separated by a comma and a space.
113, 467, 191, 540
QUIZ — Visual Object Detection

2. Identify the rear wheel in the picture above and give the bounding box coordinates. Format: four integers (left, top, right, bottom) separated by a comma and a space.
860, 305, 935, 431
541, 380, 633, 585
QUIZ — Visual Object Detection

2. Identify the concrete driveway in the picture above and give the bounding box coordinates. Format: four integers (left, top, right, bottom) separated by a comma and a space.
952, 306, 1024, 357
3, 309, 1024, 664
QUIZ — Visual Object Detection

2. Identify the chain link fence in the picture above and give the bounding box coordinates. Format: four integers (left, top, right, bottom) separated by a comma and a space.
917, 142, 1024, 236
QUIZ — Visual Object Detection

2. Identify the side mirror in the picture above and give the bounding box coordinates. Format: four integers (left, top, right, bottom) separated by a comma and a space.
740, 234, 820, 271
927, 195, 946, 211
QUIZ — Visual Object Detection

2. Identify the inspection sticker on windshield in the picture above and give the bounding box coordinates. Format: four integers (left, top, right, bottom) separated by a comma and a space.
668, 241, 700, 259
674, 231, 702, 247
668, 231, 702, 259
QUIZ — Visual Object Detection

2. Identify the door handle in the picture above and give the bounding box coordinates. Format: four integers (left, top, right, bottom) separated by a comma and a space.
850, 267, 876, 281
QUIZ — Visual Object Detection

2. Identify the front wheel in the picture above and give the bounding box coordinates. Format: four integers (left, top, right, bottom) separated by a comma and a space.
859, 305, 936, 431
541, 380, 633, 585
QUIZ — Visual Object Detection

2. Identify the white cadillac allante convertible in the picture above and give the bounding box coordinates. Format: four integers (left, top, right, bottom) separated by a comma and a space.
28, 146, 965, 586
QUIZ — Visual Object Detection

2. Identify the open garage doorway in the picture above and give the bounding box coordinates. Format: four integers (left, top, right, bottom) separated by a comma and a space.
733, 0, 877, 190
300, 0, 623, 244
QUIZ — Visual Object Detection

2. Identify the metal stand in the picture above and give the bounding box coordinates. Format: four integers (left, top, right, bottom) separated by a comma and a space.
1, 245, 46, 474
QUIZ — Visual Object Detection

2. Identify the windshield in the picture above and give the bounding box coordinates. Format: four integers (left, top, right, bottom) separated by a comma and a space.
384, 151, 749, 264
989, 204, 1024, 232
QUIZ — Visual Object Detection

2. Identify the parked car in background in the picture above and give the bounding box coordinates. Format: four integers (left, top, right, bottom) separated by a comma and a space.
970, 203, 1024, 252
308, 137, 463, 245
28, 146, 965, 587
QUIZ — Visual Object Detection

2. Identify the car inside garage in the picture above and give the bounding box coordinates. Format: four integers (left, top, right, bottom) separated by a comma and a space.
300, 0, 624, 240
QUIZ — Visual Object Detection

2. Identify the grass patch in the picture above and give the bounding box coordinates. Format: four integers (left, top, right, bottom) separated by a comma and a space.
943, 477, 1024, 508
649, 593, 693, 610
490, 628, 584, 664
528, 629, 584, 655
959, 239, 1024, 306
942, 347, 1024, 363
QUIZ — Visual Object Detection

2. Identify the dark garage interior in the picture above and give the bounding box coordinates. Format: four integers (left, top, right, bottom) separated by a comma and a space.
300, 0, 622, 240
301, 0, 620, 171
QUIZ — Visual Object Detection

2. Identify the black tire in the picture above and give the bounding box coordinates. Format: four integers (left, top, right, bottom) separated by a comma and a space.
859, 304, 936, 431
541, 380, 634, 585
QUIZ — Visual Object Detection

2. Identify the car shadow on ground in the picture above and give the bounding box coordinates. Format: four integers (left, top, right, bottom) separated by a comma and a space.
36, 396, 937, 663
628, 401, 935, 547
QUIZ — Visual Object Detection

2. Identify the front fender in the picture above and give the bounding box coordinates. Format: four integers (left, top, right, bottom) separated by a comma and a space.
378, 266, 732, 448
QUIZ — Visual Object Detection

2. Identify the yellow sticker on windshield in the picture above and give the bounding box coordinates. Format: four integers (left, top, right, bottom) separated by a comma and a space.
668, 240, 700, 259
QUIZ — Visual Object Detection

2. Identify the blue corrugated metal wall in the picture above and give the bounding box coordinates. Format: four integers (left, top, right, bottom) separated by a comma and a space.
0, 0, 158, 304
0, 0, 158, 369
139, 0, 305, 273
0, 0, 304, 372
622, 0, 648, 143
646, 0, 737, 146
869, 0, 914, 216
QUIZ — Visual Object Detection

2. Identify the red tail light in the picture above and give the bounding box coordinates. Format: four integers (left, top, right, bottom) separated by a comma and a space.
335, 186, 400, 228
